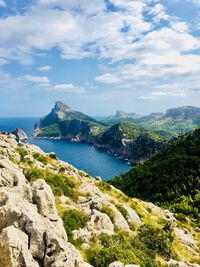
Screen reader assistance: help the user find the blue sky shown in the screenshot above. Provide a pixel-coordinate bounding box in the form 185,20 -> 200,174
0,0 -> 200,117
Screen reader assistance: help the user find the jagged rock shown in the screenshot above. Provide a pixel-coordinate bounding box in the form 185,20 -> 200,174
174,228 -> 199,254
122,205 -> 142,227
73,209 -> 114,243
12,128 -> 28,142
0,164 -> 27,187
0,225 -> 39,267
32,179 -> 58,219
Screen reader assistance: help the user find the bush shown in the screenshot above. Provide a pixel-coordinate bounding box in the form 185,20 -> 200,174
33,153 -> 49,165
24,167 -> 79,200
16,148 -> 28,162
62,209 -> 89,244
99,204 -> 115,223
87,232 -> 158,267
49,152 -> 57,159
138,224 -> 175,259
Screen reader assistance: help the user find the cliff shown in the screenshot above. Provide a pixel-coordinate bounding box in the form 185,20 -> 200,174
0,132 -> 199,266
34,102 -> 164,163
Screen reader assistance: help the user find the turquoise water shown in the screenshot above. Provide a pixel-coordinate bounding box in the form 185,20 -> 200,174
0,118 -> 131,180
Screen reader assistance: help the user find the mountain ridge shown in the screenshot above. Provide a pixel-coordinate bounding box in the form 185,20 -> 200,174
34,101 -> 164,164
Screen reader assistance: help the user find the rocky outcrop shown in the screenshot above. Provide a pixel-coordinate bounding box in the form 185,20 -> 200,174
0,132 -> 199,267
12,128 -> 28,142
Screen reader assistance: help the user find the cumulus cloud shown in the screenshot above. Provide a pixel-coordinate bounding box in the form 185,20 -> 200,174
0,1 -> 6,7
24,75 -> 50,83
53,83 -> 85,93
0,0 -> 200,101
38,65 -> 52,71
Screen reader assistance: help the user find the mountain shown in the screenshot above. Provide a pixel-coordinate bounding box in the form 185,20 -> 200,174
110,128 -> 200,227
34,103 -> 164,164
105,106 -> 200,139
106,110 -> 141,121
95,122 -> 164,163
0,132 -> 199,266
34,101 -> 105,142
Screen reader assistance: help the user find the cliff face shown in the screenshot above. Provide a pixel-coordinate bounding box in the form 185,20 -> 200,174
0,132 -> 199,267
34,102 -> 164,163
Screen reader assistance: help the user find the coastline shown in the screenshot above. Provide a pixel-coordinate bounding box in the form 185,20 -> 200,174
32,135 -> 134,165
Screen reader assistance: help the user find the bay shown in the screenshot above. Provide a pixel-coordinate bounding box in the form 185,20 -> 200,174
0,117 -> 131,180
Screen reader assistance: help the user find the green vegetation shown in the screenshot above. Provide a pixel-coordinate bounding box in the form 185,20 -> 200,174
24,167 -> 79,200
62,209 -> 89,245
97,122 -> 161,148
16,148 -> 28,161
49,152 -> 57,159
137,118 -> 198,139
110,128 -> 200,226
86,224 -> 175,267
37,123 -> 61,137
33,152 -> 49,165
99,204 -> 115,223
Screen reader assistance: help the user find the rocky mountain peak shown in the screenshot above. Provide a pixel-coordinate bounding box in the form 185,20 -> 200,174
54,101 -> 72,113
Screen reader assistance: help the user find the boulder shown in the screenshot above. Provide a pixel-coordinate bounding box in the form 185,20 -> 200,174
32,179 -> 58,219
12,128 -> 28,142
0,225 -> 39,267
122,205 -> 142,227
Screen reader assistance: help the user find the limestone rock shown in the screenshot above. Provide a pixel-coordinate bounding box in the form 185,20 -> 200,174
174,227 -> 199,254
0,225 -> 39,267
122,205 -> 142,227
32,179 -> 58,219
12,128 -> 28,142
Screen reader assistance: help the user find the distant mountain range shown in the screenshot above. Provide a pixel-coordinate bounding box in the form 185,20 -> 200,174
105,106 -> 200,138
34,101 -> 164,163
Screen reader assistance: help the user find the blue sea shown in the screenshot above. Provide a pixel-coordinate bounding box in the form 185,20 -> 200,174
0,118 -> 131,180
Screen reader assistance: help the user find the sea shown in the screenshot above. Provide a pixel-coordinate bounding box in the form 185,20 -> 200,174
0,118 -> 131,180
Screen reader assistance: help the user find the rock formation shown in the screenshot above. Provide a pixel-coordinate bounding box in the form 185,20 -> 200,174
0,132 -> 199,266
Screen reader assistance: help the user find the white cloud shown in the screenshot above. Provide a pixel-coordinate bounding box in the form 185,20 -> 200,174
140,89 -> 187,100
53,83 -> 85,93
0,0 -> 200,102
24,75 -> 50,83
0,1 -> 6,7
38,65 -> 52,71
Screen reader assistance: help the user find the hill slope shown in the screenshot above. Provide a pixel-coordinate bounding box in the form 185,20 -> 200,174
34,102 -> 164,163
110,128 -> 200,226
106,106 -> 200,138
34,101 -> 104,141
95,122 -> 164,163
0,132 -> 199,266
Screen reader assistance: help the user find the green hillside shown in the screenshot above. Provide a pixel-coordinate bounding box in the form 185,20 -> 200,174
110,128 -> 200,226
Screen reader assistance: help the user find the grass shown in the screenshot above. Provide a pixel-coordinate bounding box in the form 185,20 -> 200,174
99,203 -> 115,223
24,167 -> 80,201
62,208 -> 89,245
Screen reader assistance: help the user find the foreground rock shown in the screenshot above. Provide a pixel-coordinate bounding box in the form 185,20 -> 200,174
0,132 -> 199,267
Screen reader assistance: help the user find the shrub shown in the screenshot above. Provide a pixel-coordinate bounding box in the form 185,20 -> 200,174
99,204 -> 115,223
62,209 -> 89,244
49,152 -> 57,159
33,153 -> 49,165
87,232 -> 158,267
16,148 -> 28,162
24,167 -> 79,200
138,224 -> 175,259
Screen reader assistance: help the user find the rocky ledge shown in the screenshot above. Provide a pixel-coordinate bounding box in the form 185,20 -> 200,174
0,132 -> 199,267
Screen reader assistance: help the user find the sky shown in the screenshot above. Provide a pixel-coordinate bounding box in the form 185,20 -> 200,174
0,0 -> 200,117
